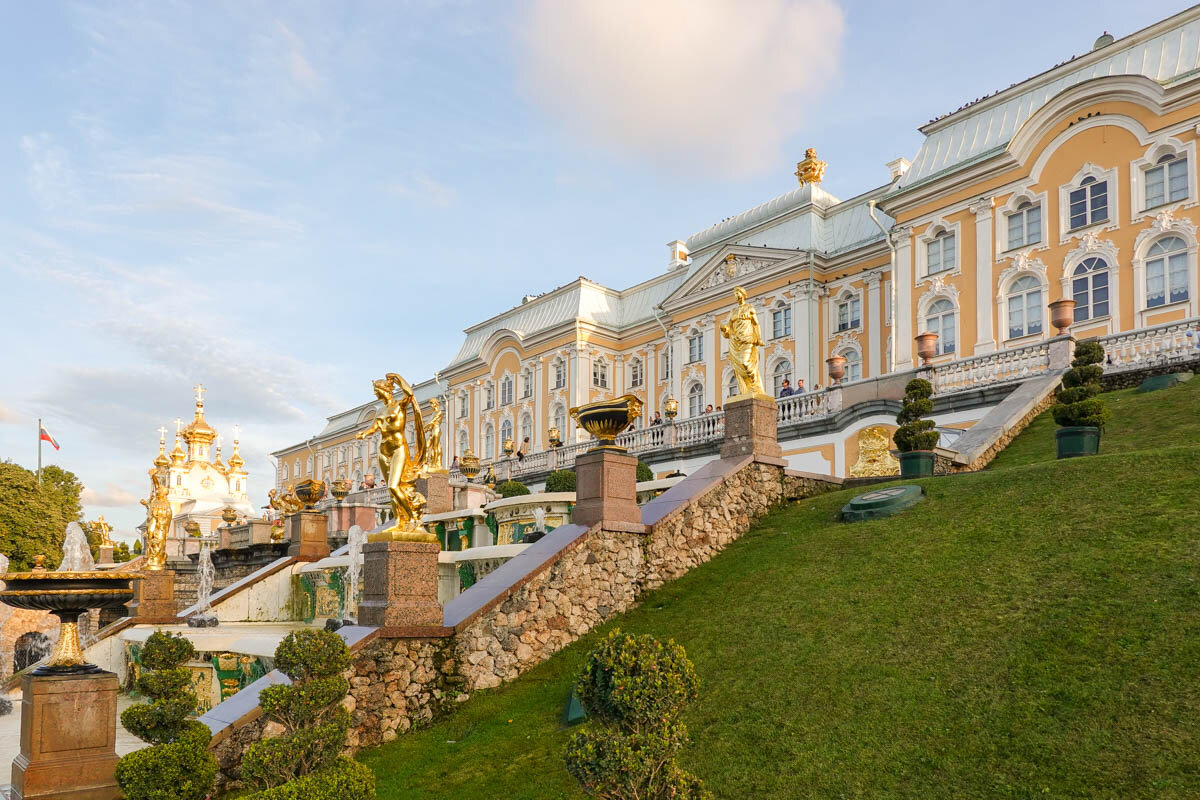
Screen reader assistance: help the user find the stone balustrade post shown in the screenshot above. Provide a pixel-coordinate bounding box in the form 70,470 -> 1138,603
572,448 -> 644,532
286,510 -> 330,562
1048,335 -> 1076,370
358,540 -> 443,630
720,396 -> 784,464
128,570 -> 177,620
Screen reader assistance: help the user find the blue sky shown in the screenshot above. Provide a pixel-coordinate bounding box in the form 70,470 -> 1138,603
0,0 -> 1187,538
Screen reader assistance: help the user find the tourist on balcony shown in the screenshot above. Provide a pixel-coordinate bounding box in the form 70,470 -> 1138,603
651,412 -> 663,426
779,379 -> 794,397
704,404 -> 714,414
451,456 -> 459,471
795,379 -> 805,393
518,437 -> 530,462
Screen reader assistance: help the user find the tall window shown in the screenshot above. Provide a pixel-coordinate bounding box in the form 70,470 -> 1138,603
727,373 -> 739,400
500,419 -> 513,449
1069,177 -> 1108,230
281,463 -> 289,480
552,404 -> 566,435
925,299 -> 956,355
1072,257 -> 1110,321
457,392 -> 468,418
772,306 -> 792,339
484,383 -> 494,409
772,360 -> 792,396
836,296 -> 862,331
1006,276 -> 1044,339
629,358 -> 643,388
500,376 -> 513,406
521,370 -> 532,398
1146,236 -> 1189,307
927,231 -> 956,274
840,350 -> 862,382
687,383 -> 704,417
687,333 -> 703,363
458,430 -> 468,456
294,460 -> 300,478
1006,201 -> 1041,249
484,425 -> 495,459
553,359 -> 566,389
662,346 -> 673,379
1145,154 -> 1189,209
592,359 -> 608,388
520,414 -> 532,444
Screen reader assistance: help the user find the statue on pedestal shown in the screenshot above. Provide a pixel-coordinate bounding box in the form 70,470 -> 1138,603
423,397 -> 447,474
140,472 -> 172,570
720,286 -> 768,398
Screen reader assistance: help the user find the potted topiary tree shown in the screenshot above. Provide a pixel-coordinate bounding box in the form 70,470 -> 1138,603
1052,339 -> 1110,458
894,378 -> 940,478
115,632 -> 217,800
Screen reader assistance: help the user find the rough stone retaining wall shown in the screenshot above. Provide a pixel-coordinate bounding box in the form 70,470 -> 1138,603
1100,358 -> 1199,391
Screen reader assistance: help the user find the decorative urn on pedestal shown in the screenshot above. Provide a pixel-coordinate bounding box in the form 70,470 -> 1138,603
221,506 -> 238,526
503,437 -> 515,457
331,478 -> 351,503
570,394 -> 645,450
292,478 -> 327,509
663,395 -> 679,421
459,450 -> 481,480
915,332 -> 940,366
183,520 -> 202,538
826,354 -> 847,384
548,427 -> 562,448
1049,298 -> 1076,336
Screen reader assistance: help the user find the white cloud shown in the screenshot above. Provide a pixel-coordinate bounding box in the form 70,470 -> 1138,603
0,405 -> 24,425
386,172 -> 458,208
20,133 -> 83,210
81,484 -> 139,508
516,0 -> 845,178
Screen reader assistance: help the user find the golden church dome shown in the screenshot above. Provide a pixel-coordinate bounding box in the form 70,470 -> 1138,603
170,436 -> 186,465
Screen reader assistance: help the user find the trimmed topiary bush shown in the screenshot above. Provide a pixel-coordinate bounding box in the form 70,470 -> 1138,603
116,632 -> 217,800
496,480 -> 530,498
1052,340 -> 1111,428
894,378 -> 939,452
242,629 -> 373,800
546,469 -> 577,493
565,630 -> 710,800
636,462 -> 654,483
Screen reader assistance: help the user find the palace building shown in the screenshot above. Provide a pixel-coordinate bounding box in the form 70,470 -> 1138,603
276,8 -> 1200,487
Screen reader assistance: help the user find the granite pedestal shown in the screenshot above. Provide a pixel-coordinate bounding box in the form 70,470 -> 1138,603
286,511 -> 330,562
96,545 -> 114,565
416,472 -> 452,515
11,671 -> 121,800
127,569 -> 176,619
358,541 -> 442,629
573,448 -> 644,531
720,395 -> 783,462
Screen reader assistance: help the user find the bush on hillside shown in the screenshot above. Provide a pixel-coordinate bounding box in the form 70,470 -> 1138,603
116,632 -> 217,800
496,480 -> 530,498
636,462 -> 654,483
1052,340 -> 1111,429
566,630 -> 710,800
546,470 -> 577,493
241,629 -> 372,799
894,378 -> 940,453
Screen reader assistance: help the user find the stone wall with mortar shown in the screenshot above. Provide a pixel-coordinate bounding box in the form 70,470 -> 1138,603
1100,359 -> 1199,391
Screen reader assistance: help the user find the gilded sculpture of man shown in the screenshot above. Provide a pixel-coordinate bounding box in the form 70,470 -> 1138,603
90,515 -> 114,547
423,397 -> 446,474
140,472 -> 172,570
357,373 -> 436,542
720,286 -> 768,398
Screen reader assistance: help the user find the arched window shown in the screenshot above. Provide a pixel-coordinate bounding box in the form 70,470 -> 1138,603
1069,176 -> 1108,230
925,299 -> 956,355
926,230 -> 956,274
552,403 -> 567,435
772,360 -> 792,396
500,376 -> 513,406
1145,153 -> 1189,208
483,425 -> 495,459
281,463 -> 289,480
629,358 -> 644,388
839,349 -> 862,382
592,358 -> 609,388
687,383 -> 704,417
1006,200 -> 1041,250
500,419 -> 513,449
1006,275 -> 1043,339
305,456 -> 313,474
293,460 -> 301,479
457,430 -> 468,457
1146,236 -> 1189,307
520,413 -> 532,444
353,468 -> 362,483
1072,257 -> 1110,321
727,372 -> 739,400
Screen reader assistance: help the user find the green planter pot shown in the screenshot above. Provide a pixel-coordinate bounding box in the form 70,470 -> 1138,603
1056,426 -> 1100,459
898,450 -> 935,478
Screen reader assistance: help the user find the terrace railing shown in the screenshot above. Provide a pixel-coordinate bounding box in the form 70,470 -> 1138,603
1098,316 -> 1199,373
930,341 -> 1051,395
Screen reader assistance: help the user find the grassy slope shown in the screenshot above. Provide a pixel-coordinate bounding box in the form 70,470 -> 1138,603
361,380 -> 1200,799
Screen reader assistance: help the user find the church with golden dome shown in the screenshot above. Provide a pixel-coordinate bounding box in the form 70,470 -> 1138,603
147,385 -> 255,560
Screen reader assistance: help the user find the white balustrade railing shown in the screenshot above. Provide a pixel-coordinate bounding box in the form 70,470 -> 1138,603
930,341 -> 1050,395
1099,316 -> 1200,373
776,389 -> 838,424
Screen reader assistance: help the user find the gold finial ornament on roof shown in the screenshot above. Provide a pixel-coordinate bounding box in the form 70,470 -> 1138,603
357,373 -> 437,544
720,286 -> 768,399
140,472 -> 172,570
848,426 -> 901,478
794,147 -> 826,186
183,383 -> 216,445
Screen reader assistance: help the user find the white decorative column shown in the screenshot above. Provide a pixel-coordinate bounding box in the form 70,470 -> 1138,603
702,315 -> 717,407
793,287 -> 812,387
970,197 -> 997,354
473,381 -> 482,454
613,353 -> 625,397
894,225 -> 914,370
533,361 -> 544,450
670,328 -> 683,409
866,271 -> 883,378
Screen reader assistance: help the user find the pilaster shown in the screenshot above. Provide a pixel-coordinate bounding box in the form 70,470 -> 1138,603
970,197 -> 997,354
894,225 -> 914,370
866,272 -> 883,378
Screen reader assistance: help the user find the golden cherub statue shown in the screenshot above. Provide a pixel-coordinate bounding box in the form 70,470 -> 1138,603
140,472 -> 172,570
423,397 -> 447,474
357,373 -> 437,543
720,286 -> 768,398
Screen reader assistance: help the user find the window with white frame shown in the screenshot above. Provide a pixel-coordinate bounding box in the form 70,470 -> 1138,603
687,383 -> 704,417
457,392 -> 468,418
458,430 -> 468,456
1006,201 -> 1042,250
771,305 -> 792,339
926,230 -> 956,274
500,376 -> 513,406
1068,176 -> 1108,231
521,370 -> 532,398
592,358 -> 608,388
552,404 -> 566,434
839,350 -> 862,382
483,425 -> 495,459
281,463 -> 289,480
772,360 -> 792,396
629,358 -> 643,388
687,333 -> 703,363
500,419 -> 513,449
520,414 -> 532,444
1146,236 -> 1189,307
836,295 -> 861,331
1145,153 -> 1189,209
727,372 -> 738,400
552,359 -> 566,389
924,299 -> 956,355
294,459 -> 301,478
662,346 -> 673,379
1072,257 -> 1110,321
484,383 -> 494,409
1006,275 -> 1044,339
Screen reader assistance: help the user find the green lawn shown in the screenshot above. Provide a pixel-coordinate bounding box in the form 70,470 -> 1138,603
360,379 -> 1200,799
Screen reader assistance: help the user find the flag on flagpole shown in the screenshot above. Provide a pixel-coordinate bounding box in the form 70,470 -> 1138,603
39,424 -> 59,451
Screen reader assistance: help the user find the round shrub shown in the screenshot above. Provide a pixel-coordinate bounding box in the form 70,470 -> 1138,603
496,480 -> 530,498
546,469 -> 577,493
894,378 -> 939,453
636,462 -> 654,483
244,758 -> 376,800
1052,340 -> 1111,429
114,722 -> 218,800
274,628 -> 351,681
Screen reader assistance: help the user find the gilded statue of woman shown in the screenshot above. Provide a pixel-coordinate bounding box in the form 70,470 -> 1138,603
720,286 -> 767,397
357,374 -> 436,542
140,472 -> 172,570
423,397 -> 446,474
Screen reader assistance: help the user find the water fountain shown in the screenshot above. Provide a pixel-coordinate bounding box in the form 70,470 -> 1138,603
343,524 -> 366,623
188,546 -> 218,627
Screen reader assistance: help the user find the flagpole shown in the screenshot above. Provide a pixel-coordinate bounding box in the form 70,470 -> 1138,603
37,417 -> 43,486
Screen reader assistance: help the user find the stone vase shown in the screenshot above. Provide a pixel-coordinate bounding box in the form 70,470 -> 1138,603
1048,299 -> 1076,335
915,332 -> 940,365
826,355 -> 847,384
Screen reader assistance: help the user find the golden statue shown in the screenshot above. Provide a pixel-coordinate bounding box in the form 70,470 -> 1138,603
89,515 -> 115,547
720,286 -> 768,399
268,486 -> 304,515
795,147 -> 827,186
357,373 -> 437,543
423,397 -> 447,474
848,426 -> 901,478
140,472 -> 172,570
